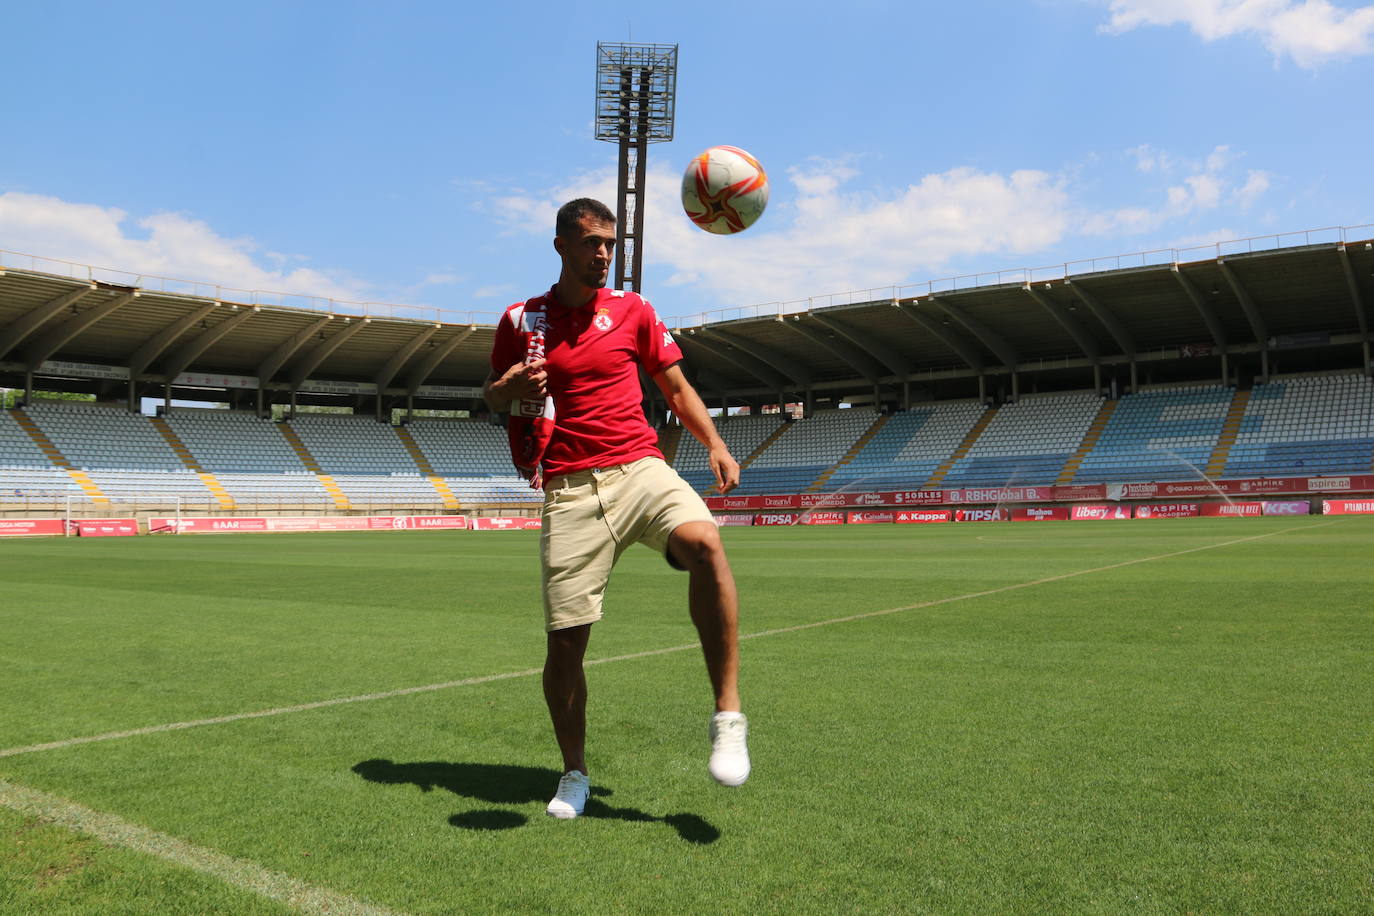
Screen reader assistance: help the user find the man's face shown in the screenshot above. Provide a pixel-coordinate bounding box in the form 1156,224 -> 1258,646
556,214 -> 615,291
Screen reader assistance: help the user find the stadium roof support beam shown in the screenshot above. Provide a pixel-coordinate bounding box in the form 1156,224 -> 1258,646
1065,280 -> 1138,392
697,326 -> 812,389
158,307 -> 258,385
778,318 -> 881,384
128,302 -> 220,379
404,326 -> 476,394
1023,282 -> 1102,391
1335,244 -> 1370,352
373,327 -> 438,419
287,318 -> 370,390
676,332 -> 791,395
23,290 -> 137,371
927,295 -> 1019,397
256,316 -> 334,387
0,283 -> 96,361
1172,263 -> 1231,382
807,313 -> 910,378
1216,259 -> 1270,381
891,300 -> 985,374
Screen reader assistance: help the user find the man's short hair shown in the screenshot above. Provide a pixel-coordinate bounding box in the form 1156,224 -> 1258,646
556,198 -> 616,238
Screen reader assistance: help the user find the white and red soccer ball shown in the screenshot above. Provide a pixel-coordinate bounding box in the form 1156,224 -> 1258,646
681,145 -> 769,234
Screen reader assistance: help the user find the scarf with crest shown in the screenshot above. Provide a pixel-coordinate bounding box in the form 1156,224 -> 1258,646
506,298 -> 556,488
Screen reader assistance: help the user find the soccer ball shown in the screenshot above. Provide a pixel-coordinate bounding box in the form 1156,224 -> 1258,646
681,145 -> 769,234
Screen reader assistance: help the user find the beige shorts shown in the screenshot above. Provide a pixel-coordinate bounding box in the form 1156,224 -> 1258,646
540,456 -> 714,632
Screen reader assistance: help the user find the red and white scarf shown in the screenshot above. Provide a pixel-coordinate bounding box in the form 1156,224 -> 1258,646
506,298 -> 556,489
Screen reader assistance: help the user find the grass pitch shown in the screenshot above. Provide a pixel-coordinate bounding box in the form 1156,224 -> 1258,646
1,518 -> 1371,914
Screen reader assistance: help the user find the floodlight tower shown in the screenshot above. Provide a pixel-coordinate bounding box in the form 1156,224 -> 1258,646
595,42 -> 677,293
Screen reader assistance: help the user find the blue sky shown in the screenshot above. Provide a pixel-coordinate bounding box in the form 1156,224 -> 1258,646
2,0 -> 1371,325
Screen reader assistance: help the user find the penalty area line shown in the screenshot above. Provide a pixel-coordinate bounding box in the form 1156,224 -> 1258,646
0,521 -> 1332,760
0,778 -> 406,916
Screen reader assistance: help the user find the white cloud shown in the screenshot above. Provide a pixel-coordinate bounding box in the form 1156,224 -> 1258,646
1100,0 -> 1374,67
1083,144 -> 1268,236
490,161 -> 1073,314
0,192 -> 367,302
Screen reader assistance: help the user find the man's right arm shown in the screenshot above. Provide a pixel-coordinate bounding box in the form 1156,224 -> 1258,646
483,358 -> 548,413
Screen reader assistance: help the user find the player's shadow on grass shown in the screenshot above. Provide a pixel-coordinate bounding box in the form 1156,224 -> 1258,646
351,759 -> 720,845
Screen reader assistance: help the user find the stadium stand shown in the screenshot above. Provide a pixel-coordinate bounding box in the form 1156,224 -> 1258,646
24,403 -> 210,503
937,392 -> 1103,487
405,418 -> 539,505
0,409 -> 80,501
820,401 -> 986,493
1072,385 -> 1233,483
284,414 -> 440,506
163,410 -> 329,505
674,412 -> 786,493
1223,374 -> 1374,477
729,408 -> 877,495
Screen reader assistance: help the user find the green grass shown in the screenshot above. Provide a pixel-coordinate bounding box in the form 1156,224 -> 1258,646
1,518 -> 1371,914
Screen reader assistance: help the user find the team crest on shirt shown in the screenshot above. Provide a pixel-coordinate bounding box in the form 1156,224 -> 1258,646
593,306 -> 613,331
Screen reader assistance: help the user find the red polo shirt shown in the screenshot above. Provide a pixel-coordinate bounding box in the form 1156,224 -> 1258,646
491,286 -> 683,479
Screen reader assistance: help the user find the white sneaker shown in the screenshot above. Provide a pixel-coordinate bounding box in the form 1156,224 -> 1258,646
708,711 -> 750,786
546,770 -> 589,819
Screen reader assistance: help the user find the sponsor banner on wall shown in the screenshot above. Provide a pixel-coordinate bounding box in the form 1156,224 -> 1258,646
415,384 -> 485,399
0,518 -> 66,537
1323,499 -> 1374,515
894,509 -> 953,523
799,493 -> 849,509
886,490 -> 948,506
299,378 -> 378,395
1199,502 -> 1263,517
1134,503 -> 1200,519
1052,485 -> 1109,501
1012,506 -> 1071,521
705,495 -> 763,511
760,494 -> 802,509
712,514 -> 756,527
946,486 -> 1054,504
39,360 -> 129,381
1261,500 -> 1310,516
847,511 -> 895,525
73,518 -> 139,537
801,511 -> 846,526
753,513 -> 799,527
148,515 -> 471,534
1071,505 -> 1132,520
174,371 -> 258,390
469,517 -> 541,530
954,507 -> 1009,522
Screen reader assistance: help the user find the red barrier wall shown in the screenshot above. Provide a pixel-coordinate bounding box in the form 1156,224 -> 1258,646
1323,499 -> 1374,515
73,518 -> 138,537
1199,502 -> 1263,517
0,518 -> 66,537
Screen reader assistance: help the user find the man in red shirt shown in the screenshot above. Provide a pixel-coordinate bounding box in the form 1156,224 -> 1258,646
484,198 -> 749,819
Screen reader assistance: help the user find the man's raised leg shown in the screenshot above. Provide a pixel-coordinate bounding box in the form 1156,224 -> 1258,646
669,521 -> 749,785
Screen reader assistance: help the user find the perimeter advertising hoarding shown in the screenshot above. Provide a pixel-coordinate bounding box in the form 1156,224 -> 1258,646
1199,503 -> 1263,517
1012,506 -> 1071,521
894,509 -> 953,523
953,507 -> 1010,522
148,515 -> 471,534
752,513 -> 799,526
800,511 -> 846,526
1071,505 -> 1132,520
73,518 -> 138,537
1133,503 -> 1200,519
846,511 -> 895,524
1322,499 -> 1374,515
1261,501 -> 1310,515
712,514 -> 756,527
0,518 -> 66,537
469,517 -> 542,530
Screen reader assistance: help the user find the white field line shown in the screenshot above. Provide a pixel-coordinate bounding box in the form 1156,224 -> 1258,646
0,521 -> 1330,761
0,778 -> 405,916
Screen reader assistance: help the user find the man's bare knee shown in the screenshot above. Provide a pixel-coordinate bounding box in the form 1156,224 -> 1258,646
669,522 -> 728,574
